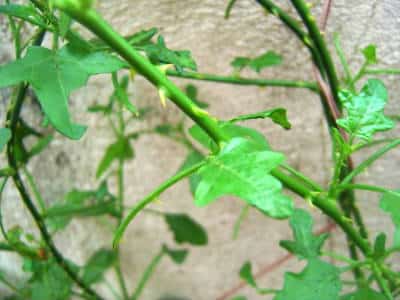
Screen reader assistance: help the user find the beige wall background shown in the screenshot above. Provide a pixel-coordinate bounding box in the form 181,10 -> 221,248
0,0 -> 400,299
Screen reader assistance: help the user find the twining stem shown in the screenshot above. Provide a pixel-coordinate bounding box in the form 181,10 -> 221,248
166,70 -> 319,91
113,161 -> 206,248
130,249 -> 164,300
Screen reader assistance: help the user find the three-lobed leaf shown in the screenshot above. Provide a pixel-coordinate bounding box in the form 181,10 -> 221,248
0,45 -> 125,139
231,50 -> 282,73
195,138 -> 293,219
337,79 -> 394,141
280,209 -> 329,259
164,213 -> 208,245
274,259 -> 341,300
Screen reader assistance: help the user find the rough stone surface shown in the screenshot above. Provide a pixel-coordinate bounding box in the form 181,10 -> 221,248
0,1 -> 399,299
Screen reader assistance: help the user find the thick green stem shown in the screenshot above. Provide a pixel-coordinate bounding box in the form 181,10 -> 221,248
166,70 -> 318,91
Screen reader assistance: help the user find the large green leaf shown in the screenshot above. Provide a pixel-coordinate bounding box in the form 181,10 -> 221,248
274,259 -> 341,300
195,138 -> 293,219
341,288 -> 387,300
337,79 -> 394,141
231,50 -> 282,73
164,213 -> 208,245
82,249 -> 116,284
0,128 -> 11,152
380,190 -> 400,246
280,209 -> 329,259
0,45 -> 125,139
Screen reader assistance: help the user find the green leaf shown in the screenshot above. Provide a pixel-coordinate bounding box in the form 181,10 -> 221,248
337,79 -> 395,141
189,122 -> 270,153
164,213 -> 208,245
0,128 -> 11,152
96,137 -> 134,178
341,288 -> 387,300
380,190 -> 400,246
127,28 -> 158,46
140,35 -> 197,72
280,209 -> 329,259
185,84 -> 208,108
58,12 -> 72,37
178,150 -> 205,195
362,44 -> 377,65
82,249 -> 116,285
373,233 -> 387,259
195,138 -> 293,219
112,75 -> 138,114
0,4 -> 46,27
162,245 -> 188,264
231,51 -> 282,73
229,108 -> 291,129
274,259 -> 341,300
0,45 -> 125,139
239,261 -> 275,294
28,135 -> 53,158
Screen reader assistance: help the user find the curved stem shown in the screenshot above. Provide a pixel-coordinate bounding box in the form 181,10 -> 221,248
113,161 -> 206,248
166,70 -> 318,91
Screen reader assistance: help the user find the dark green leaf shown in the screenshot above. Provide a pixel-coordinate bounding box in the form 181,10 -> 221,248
195,138 -> 293,219
139,35 -> 197,72
0,4 -> 46,27
28,135 -> 53,158
280,209 -> 328,259
162,245 -> 188,264
380,190 -> 400,246
178,150 -> 204,195
82,249 -> 116,284
373,233 -> 387,259
127,27 -> 158,46
164,213 -> 208,245
0,45 -> 125,139
341,288 -> 387,300
362,45 -> 377,65
231,51 -> 282,73
96,137 -> 134,178
0,128 -> 11,152
185,84 -> 208,108
229,108 -> 291,129
337,79 -> 394,141
274,259 -> 341,300
239,261 -> 274,294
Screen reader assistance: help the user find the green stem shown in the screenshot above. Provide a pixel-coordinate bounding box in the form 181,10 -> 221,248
333,33 -> 355,92
130,249 -> 164,300
280,163 -> 323,192
290,0 -> 340,105
166,70 -> 318,91
371,262 -> 394,300
337,184 -> 398,195
113,161 -> 206,248
365,68 -> 400,75
341,139 -> 400,185
22,166 -> 46,213
232,203 -> 250,239
54,3 -> 226,145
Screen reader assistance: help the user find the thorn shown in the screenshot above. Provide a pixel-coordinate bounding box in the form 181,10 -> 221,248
158,64 -> 174,74
158,87 -> 168,108
129,68 -> 136,80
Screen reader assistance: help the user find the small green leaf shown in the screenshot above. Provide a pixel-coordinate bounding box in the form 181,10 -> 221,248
239,261 -> 275,294
0,45 -> 125,139
96,137 -> 134,178
380,190 -> 400,246
178,150 -> 205,195
0,4 -> 46,27
185,84 -> 208,108
229,108 -> 291,129
139,35 -> 197,72
195,138 -> 293,219
164,213 -> 208,245
280,209 -> 329,259
0,128 -> 11,152
112,75 -> 138,114
231,51 -> 282,73
373,233 -> 387,259
362,44 -> 377,65
127,28 -> 158,46
28,135 -> 53,158
341,288 -> 387,300
82,249 -> 116,284
162,245 -> 188,264
337,79 -> 395,141
274,259 -> 341,300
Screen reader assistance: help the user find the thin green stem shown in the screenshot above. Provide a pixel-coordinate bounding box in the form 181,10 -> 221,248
113,161 -> 206,248
130,249 -> 164,300
54,3 -> 226,145
290,0 -> 340,105
280,163 -> 323,192
232,203 -> 250,239
341,139 -> 400,185
365,68 -> 400,75
337,184 -> 398,195
22,166 -> 46,213
166,70 -> 318,92
333,33 -> 355,92
371,262 -> 394,300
